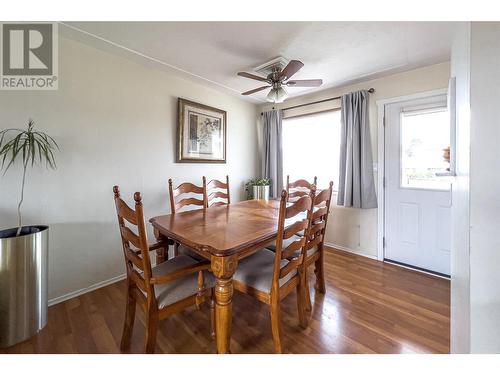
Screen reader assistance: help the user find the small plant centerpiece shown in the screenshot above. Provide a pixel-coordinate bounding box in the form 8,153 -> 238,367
0,120 -> 58,237
245,177 -> 271,200
0,120 -> 58,348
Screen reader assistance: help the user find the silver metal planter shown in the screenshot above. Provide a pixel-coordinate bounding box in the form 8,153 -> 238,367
0,225 -> 49,348
252,185 -> 270,200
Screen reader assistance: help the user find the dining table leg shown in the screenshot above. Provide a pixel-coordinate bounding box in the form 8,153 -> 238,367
153,228 -> 169,264
211,255 -> 238,354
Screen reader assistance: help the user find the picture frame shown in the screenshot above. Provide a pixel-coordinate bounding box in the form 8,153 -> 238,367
177,98 -> 227,163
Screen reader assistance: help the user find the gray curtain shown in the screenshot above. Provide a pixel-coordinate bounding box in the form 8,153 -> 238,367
262,110 -> 283,198
337,90 -> 377,208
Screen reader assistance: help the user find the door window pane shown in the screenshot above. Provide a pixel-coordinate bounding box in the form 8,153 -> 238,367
400,108 -> 450,190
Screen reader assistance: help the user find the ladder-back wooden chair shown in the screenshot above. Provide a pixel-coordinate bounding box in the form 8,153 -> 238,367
266,175 -> 318,250
113,186 -> 215,353
232,189 -> 315,353
268,182 -> 333,313
303,181 -> 334,305
168,178 -> 206,214
286,175 -> 317,202
168,178 -> 207,259
205,175 -> 230,207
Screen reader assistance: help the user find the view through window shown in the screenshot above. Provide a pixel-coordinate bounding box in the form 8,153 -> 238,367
282,110 -> 341,191
400,107 -> 451,190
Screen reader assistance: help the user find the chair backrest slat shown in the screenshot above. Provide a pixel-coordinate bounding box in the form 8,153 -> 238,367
312,206 -> 328,221
207,179 -> 227,190
283,219 -> 309,239
279,258 -> 302,279
176,197 -> 205,210
314,188 -> 331,205
305,235 -> 322,251
288,179 -> 314,189
288,190 -> 309,200
308,221 -> 326,240
129,268 -> 148,293
205,175 -> 230,207
282,236 -> 306,259
169,178 -> 206,213
285,197 -> 312,219
116,201 -> 138,225
125,249 -> 144,269
208,191 -> 229,201
173,182 -> 205,196
286,176 -> 317,202
120,226 -> 142,249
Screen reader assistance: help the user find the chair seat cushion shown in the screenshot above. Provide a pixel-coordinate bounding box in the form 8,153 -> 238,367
266,234 -> 318,258
233,249 -> 297,294
178,244 -> 206,262
151,255 -> 214,309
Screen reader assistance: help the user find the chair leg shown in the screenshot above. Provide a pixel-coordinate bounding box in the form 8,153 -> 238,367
297,271 -> 310,329
210,290 -> 216,340
144,310 -> 158,354
120,284 -> 136,352
314,251 -> 326,294
270,298 -> 282,354
173,242 -> 179,257
304,265 -> 312,313
304,263 -> 312,314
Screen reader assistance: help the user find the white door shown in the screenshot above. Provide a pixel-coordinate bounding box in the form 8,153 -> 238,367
384,94 -> 452,276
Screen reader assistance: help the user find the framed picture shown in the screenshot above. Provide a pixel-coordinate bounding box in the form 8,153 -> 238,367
177,98 -> 227,163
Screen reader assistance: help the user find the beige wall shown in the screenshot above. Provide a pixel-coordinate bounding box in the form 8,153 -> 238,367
259,62 -> 450,258
0,35 -> 259,303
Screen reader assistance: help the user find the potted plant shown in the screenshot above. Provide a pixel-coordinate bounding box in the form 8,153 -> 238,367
245,178 -> 271,200
0,120 -> 58,348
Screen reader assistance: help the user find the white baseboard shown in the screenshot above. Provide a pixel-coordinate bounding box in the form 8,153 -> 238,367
48,273 -> 126,306
47,245 -> 443,307
47,248 -> 377,307
324,242 -> 378,260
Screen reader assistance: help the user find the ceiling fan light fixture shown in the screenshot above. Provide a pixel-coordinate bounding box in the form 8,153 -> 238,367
238,59 -> 322,99
266,86 -> 288,103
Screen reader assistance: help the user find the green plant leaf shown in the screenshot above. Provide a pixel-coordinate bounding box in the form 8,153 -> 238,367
0,122 -> 58,173
3,134 -> 21,172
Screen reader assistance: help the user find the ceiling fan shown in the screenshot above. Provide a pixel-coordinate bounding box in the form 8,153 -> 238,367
237,60 -> 323,103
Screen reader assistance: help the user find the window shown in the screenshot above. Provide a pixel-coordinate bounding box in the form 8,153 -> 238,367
282,110 -> 341,190
400,107 -> 451,190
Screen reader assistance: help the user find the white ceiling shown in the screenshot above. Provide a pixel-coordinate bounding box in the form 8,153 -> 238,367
63,22 -> 457,103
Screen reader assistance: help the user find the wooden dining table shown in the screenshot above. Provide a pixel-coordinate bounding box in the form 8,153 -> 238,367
149,199 -> 285,354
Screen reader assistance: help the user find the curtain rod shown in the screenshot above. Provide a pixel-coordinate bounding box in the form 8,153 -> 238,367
260,88 -> 375,115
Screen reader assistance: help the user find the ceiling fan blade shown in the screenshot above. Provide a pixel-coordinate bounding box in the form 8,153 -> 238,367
287,79 -> 323,87
278,60 -> 304,80
241,86 -> 271,95
237,72 -> 268,82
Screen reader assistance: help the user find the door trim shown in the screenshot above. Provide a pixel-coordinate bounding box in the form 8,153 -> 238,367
375,88 -> 448,262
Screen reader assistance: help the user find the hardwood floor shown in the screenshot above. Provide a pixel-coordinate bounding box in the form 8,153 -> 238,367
1,248 -> 450,354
